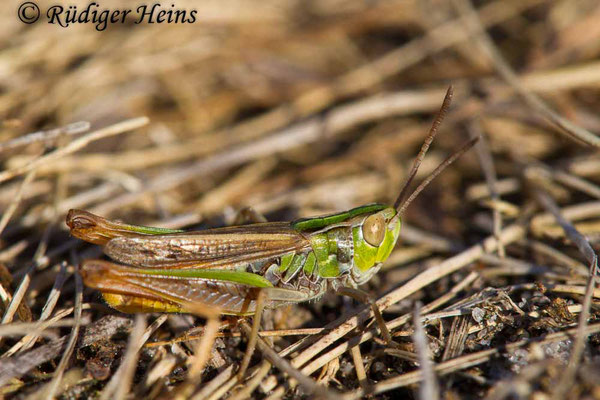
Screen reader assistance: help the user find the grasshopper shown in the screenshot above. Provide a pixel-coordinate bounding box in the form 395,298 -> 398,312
66,86 -> 477,377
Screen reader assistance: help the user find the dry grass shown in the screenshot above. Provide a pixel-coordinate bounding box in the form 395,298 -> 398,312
1,0 -> 600,398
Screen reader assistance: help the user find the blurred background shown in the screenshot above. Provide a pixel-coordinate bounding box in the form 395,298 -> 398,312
2,0 -> 600,398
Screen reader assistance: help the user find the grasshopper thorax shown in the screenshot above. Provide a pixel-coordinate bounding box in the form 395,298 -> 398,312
291,205 -> 401,287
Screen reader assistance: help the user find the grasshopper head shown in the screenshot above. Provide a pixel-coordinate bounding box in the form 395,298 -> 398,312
351,207 -> 401,284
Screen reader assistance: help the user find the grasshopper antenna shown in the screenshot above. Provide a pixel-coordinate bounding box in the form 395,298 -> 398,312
394,86 -> 480,214
393,86 -> 454,211
397,136 -> 479,215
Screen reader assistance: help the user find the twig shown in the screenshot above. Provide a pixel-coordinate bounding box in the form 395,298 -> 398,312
228,361 -> 272,400
413,302 -> 439,400
0,317 -> 84,338
99,314 -> 165,400
470,121 -> 505,257
0,121 -> 90,153
3,263 -> 68,357
350,345 -> 368,393
1,221 -> 55,324
100,316 -> 147,400
39,271 -> 83,400
0,170 -> 36,236
0,117 -> 149,184
521,238 -> 589,276
175,316 -> 221,399
145,327 -> 327,347
191,365 -> 235,400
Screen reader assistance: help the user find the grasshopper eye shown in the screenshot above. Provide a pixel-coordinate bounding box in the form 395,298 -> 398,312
362,214 -> 385,247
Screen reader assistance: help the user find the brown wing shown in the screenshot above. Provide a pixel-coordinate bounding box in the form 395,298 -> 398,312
103,222 -> 311,268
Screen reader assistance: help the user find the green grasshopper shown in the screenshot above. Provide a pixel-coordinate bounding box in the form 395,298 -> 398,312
66,87 -> 476,374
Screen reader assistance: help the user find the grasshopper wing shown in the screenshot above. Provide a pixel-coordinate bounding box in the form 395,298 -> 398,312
103,222 -> 311,269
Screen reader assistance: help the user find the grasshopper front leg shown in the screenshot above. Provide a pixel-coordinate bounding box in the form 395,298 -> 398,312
336,286 -> 398,348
